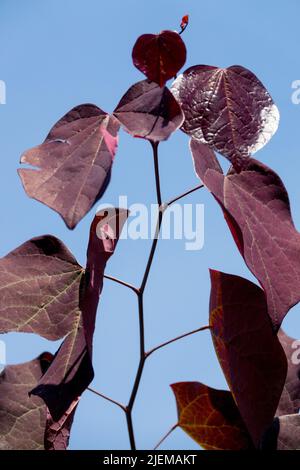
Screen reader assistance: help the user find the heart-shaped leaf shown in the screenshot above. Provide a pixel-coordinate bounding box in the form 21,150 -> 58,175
173,66 -> 279,169
209,270 -> 287,447
0,209 -> 128,420
18,104 -> 120,229
171,382 -> 253,450
132,31 -> 186,87
277,329 -> 300,416
190,139 -> 300,330
0,354 -> 50,450
113,80 -> 184,142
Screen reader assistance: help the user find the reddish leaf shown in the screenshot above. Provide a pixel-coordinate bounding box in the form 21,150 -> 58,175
113,80 -> 184,142
132,31 -> 186,87
190,139 -> 300,330
45,398 -> 79,450
18,104 -> 120,229
172,66 -> 279,170
277,329 -> 300,416
209,270 -> 287,447
171,382 -> 253,450
0,354 -> 50,450
31,208 -> 128,419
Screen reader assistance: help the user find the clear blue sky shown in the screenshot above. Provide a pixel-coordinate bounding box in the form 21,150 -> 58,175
0,0 -> 300,450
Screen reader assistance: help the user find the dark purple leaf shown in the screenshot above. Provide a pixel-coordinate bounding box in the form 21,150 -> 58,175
173,66 -> 279,170
191,139 -> 300,330
18,104 -> 120,229
0,235 -> 84,339
113,80 -> 184,142
44,398 -> 79,450
277,329 -> 300,416
0,354 -> 50,450
171,382 -> 253,450
0,209 -> 128,420
209,270 -> 287,447
132,31 -> 186,87
31,208 -> 128,419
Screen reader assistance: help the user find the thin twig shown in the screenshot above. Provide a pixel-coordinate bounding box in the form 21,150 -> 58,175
125,141 -> 164,450
140,141 -> 163,294
146,325 -> 210,358
154,424 -> 178,450
165,183 -> 204,208
104,274 -> 139,294
87,387 -> 126,412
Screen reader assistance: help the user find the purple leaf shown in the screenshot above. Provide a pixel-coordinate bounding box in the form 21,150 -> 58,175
209,270 -> 287,447
113,80 -> 184,142
31,208 -> 128,419
18,104 -> 120,229
190,139 -> 300,330
44,398 -> 79,450
277,329 -> 300,416
0,209 -> 128,420
0,354 -> 50,450
132,30 -> 186,87
172,66 -> 279,170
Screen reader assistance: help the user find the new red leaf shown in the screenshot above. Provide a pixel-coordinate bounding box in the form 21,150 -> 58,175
113,80 -> 184,142
171,382 -> 253,450
18,104 -> 120,229
132,31 -> 186,87
190,139 -> 300,330
0,354 -> 50,450
209,270 -> 287,447
173,66 -> 279,170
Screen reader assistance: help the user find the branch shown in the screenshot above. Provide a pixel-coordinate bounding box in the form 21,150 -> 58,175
87,387 -> 126,412
154,424 -> 178,450
165,183 -> 204,208
146,325 -> 211,358
104,274 -> 139,294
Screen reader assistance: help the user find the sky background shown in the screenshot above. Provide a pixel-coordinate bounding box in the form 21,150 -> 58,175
0,0 -> 300,450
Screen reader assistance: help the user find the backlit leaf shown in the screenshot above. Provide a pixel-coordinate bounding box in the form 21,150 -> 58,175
132,31 -> 186,87
173,66 -> 279,170
171,382 -> 253,450
31,208 -> 128,419
209,270 -> 287,447
19,104 -> 120,229
114,80 -> 184,142
190,139 -> 300,330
